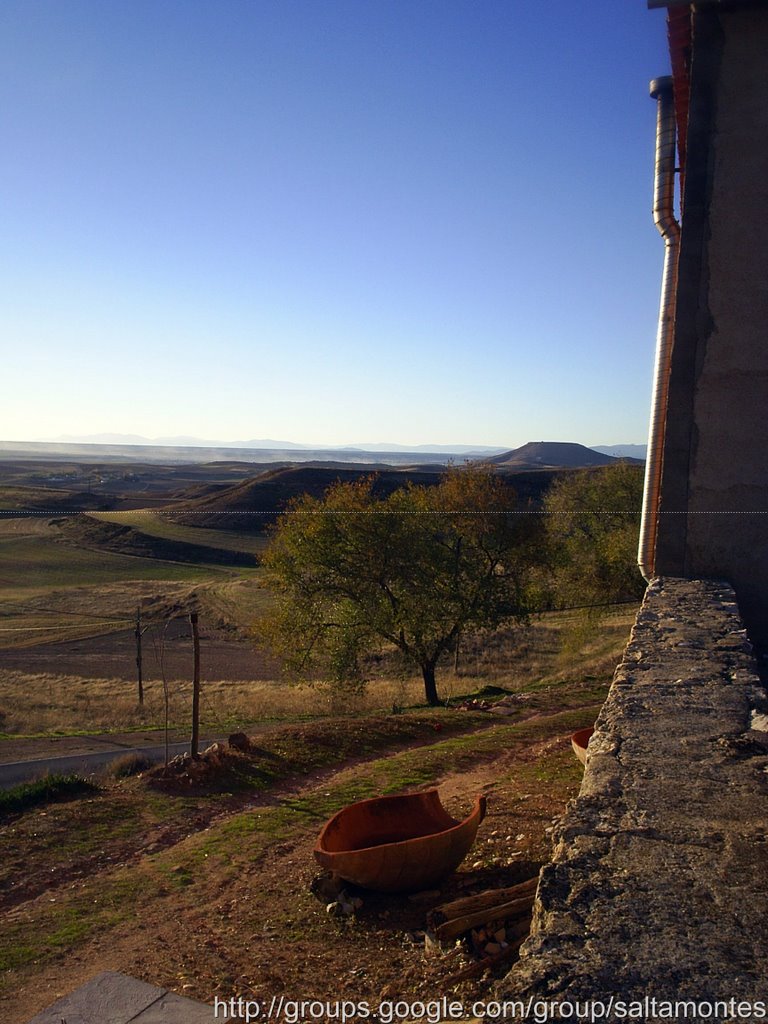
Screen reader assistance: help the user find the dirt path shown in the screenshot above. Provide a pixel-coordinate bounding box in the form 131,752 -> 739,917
0,722 -> 295,766
0,728 -> 197,765
0,718 -> 586,1024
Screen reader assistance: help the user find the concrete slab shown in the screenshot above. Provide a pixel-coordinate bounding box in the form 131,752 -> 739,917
129,992 -> 231,1023
26,970 -> 230,1024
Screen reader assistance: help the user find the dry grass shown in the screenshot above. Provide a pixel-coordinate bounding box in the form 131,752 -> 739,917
367,605 -> 639,694
0,573 -> 269,650
0,605 -> 638,737
0,581 -> 203,649
106,752 -> 157,777
0,670 -> 427,736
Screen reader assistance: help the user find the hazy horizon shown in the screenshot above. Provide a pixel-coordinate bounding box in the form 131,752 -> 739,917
2,433 -> 648,456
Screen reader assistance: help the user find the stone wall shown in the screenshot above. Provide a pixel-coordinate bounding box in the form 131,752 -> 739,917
496,577 -> 768,1014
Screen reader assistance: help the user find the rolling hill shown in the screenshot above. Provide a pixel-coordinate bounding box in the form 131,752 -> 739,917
163,462 -> 588,532
167,465 -> 445,531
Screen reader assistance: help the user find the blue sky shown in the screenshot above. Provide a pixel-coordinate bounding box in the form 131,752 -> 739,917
1,0 -> 671,449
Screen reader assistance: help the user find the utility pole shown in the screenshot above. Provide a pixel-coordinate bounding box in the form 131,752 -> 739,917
190,611 -> 200,759
135,607 -> 144,706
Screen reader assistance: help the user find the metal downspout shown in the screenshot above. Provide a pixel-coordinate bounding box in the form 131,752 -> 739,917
638,76 -> 681,582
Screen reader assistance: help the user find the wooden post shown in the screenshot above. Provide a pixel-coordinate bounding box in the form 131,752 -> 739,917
190,611 -> 200,759
135,607 -> 144,706
160,618 -> 171,765
453,538 -> 462,676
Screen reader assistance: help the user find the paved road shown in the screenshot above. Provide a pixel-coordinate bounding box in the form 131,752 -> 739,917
0,738 -> 221,790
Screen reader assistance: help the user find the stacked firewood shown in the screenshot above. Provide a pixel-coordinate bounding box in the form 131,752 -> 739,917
426,875 -> 538,984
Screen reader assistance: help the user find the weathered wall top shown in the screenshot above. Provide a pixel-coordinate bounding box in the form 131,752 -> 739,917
497,577 -> 768,1014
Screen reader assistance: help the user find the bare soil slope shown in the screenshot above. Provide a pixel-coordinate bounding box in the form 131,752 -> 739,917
0,710 -> 590,1024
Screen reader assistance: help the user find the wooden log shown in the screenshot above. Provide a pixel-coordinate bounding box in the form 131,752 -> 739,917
434,895 -> 534,943
444,935 -> 527,987
429,875 -> 538,925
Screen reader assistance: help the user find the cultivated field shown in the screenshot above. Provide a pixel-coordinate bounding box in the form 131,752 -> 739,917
0,604 -> 635,739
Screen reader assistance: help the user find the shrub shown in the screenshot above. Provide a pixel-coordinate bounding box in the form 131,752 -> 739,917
107,752 -> 156,778
0,773 -> 99,816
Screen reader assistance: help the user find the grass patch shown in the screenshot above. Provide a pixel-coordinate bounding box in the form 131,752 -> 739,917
190,706 -> 599,865
61,515 -> 261,570
91,511 -> 268,556
0,871 -> 146,974
0,532 -> 218,590
148,712 -> 492,796
515,744 -> 587,788
0,788 -> 201,902
0,773 -> 99,817
0,670 -> 434,736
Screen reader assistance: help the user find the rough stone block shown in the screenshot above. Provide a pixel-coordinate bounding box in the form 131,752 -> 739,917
495,578 -> 768,1012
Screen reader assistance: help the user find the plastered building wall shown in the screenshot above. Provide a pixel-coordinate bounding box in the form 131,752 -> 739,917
655,5 -> 768,649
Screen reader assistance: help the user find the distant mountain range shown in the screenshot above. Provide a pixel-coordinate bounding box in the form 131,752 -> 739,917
49,433 -> 508,455
42,434 -> 647,459
1,437 -> 647,468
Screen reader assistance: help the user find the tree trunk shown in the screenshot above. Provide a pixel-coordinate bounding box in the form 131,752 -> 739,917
422,661 -> 440,706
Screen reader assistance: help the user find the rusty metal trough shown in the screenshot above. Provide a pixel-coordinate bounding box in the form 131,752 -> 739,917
314,788 -> 486,893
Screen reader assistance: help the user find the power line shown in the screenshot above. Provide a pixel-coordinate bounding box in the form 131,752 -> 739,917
0,621 -> 132,632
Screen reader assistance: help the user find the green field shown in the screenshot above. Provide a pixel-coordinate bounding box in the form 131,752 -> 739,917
89,511 -> 268,556
0,529 -> 221,591
0,516 -> 264,649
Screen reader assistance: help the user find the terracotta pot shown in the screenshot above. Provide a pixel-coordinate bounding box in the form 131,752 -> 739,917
571,726 -> 595,766
314,788 -> 486,893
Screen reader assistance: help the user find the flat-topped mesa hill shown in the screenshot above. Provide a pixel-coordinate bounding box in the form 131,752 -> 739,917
488,441 -> 643,470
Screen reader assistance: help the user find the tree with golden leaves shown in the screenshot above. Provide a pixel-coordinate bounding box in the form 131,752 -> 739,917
260,466 -> 541,706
